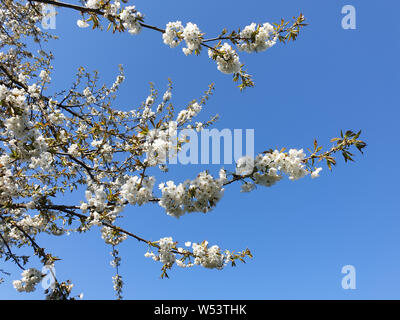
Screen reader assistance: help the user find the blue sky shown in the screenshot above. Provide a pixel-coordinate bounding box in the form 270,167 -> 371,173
1,0 -> 400,299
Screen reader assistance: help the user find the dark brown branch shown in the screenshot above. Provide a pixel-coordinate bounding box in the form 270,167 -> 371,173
0,231 -> 25,270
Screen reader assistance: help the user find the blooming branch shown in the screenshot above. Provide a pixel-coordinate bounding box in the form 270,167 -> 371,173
29,0 -> 306,90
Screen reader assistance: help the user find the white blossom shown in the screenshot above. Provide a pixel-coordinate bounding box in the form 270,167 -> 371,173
77,20 -> 89,28
209,43 -> 241,74
163,21 -> 184,48
159,170 -> 226,218
120,175 -> 155,205
311,167 -> 323,179
13,268 -> 43,293
101,226 -> 127,245
120,6 -> 143,35
238,22 -> 278,53
85,0 -> 101,9
182,22 -> 203,55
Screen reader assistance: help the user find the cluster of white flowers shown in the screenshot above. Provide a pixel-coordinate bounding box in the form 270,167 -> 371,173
162,21 -> 184,48
158,237 -> 176,265
136,95 -> 156,125
145,238 -> 174,265
104,0 -> 121,17
100,142 -> 113,162
0,167 -> 19,202
237,149 -> 322,192
112,274 -> 123,293
85,0 -> 101,9
158,169 -> 227,218
84,187 -> 108,212
120,6 -> 143,35
145,238 -> 230,270
235,155 -> 255,176
27,84 -> 40,99
141,121 -> 178,166
192,242 -> 226,269
4,114 -> 29,139
0,84 -> 8,100
238,22 -> 278,53
257,149 -> 309,180
110,249 -> 121,268
108,73 -> 125,94
162,90 -> 172,102
1,85 -> 51,173
29,151 -> 53,172
101,226 -> 127,245
39,70 -> 51,83
48,109 -> 66,125
75,4 -> 282,80
83,87 -> 96,104
181,22 -> 203,55
13,268 -> 43,293
120,175 -> 155,205
176,102 -> 202,124
67,143 -> 80,157
208,43 -> 241,74
16,213 -> 48,234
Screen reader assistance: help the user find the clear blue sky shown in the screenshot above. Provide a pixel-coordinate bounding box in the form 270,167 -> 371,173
2,0 -> 400,299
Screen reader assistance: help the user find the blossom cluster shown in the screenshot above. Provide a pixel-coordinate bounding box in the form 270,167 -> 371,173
80,1 -> 144,34
238,22 -> 278,53
84,188 -> 108,213
120,5 -> 143,35
120,175 -> 155,205
208,43 -> 241,74
12,268 -> 43,293
237,149 -> 323,192
158,169 -> 227,218
148,237 -> 176,266
145,237 -> 230,271
102,227 -> 127,246
181,22 -> 203,55
176,102 -> 202,124
141,121 -> 178,166
191,242 -> 226,269
162,21 -> 184,48
112,274 -> 123,294
1,83 -> 52,181
85,0 -> 102,9
73,0 -> 298,87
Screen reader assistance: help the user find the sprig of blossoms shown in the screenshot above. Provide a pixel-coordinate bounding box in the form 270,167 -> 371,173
162,21 -> 184,48
68,0 -> 307,89
101,226 -> 128,245
236,149 -> 324,192
208,43 -> 241,74
12,268 -> 43,293
238,22 -> 278,53
144,237 -> 252,278
158,169 -> 227,218
110,248 -> 123,299
120,175 -> 155,205
85,0 -> 102,9
181,22 -> 203,55
120,5 -> 143,35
